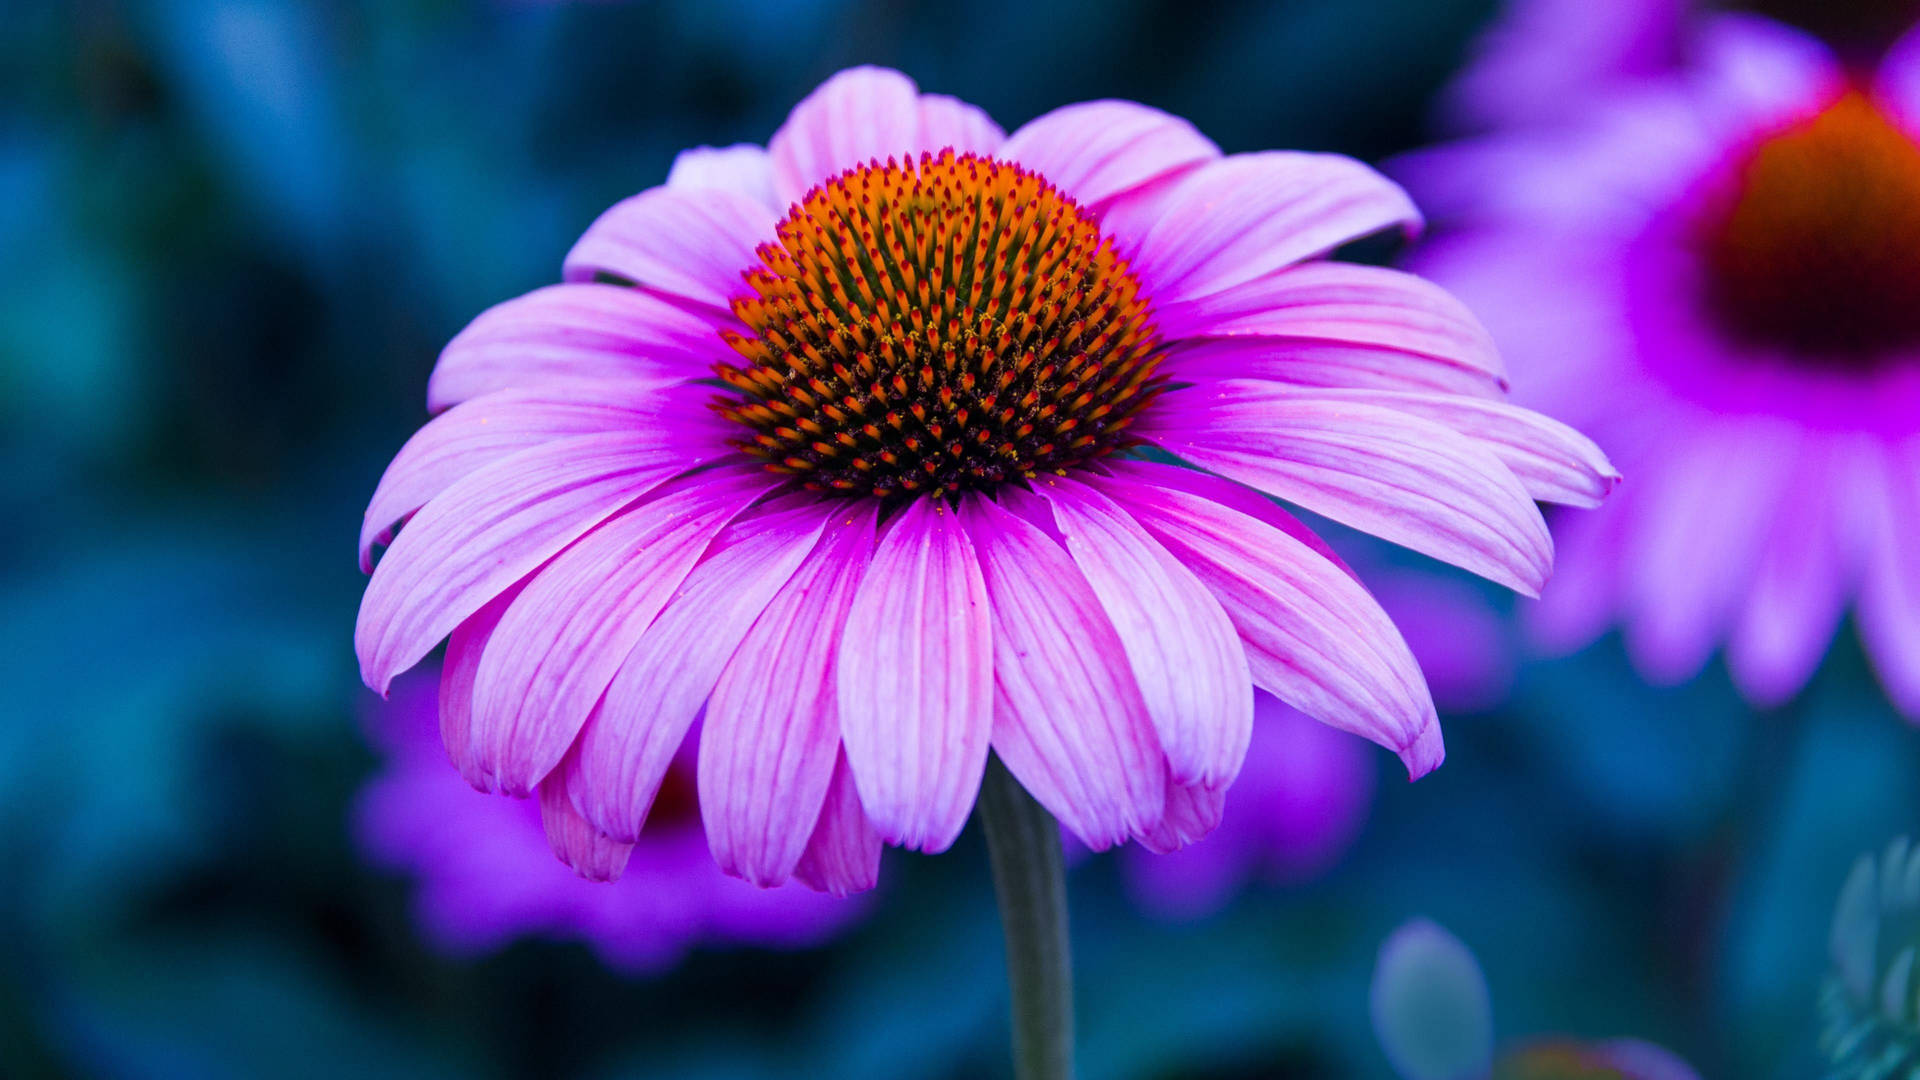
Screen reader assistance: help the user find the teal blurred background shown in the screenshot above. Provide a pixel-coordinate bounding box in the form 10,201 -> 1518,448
4,2 -> 1914,1077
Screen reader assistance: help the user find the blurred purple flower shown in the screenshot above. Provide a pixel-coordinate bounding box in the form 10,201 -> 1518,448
1121,574 -> 1512,919
1371,918 -> 1699,1080
1440,0 -> 1688,132
354,671 -> 867,972
1404,13 -> 1920,718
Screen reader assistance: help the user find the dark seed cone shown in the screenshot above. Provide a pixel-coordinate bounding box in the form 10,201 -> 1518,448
715,149 -> 1166,498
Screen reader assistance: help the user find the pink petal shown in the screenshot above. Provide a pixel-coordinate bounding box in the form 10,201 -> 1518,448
1164,339 -> 1505,400
1281,388 -> 1619,507
999,100 -> 1219,214
360,380 -> 726,571
1728,440 -> 1856,707
1034,475 -> 1253,788
1105,152 -> 1421,308
917,93 -> 1007,160
794,750 -> 883,896
562,186 -> 775,312
538,767 -> 633,883
1155,262 -> 1506,390
355,431 -> 704,695
1862,440 -> 1920,719
1143,381 -> 1552,596
1135,770 -> 1227,855
439,578 -> 528,786
426,283 -> 737,412
837,498 -> 993,853
1615,423 -> 1788,684
963,494 -> 1166,850
699,502 -> 880,886
767,67 -> 1004,205
1094,470 -> 1442,779
666,143 -> 778,210
568,498 -> 834,843
465,466 -> 780,796
1104,459 -> 1362,582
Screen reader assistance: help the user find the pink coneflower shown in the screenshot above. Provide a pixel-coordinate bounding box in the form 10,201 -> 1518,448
353,66 -> 1610,1076
354,671 -> 865,971
1404,16 -> 1920,718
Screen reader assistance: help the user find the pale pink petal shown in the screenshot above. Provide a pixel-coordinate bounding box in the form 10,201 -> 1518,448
1135,771 -> 1226,855
1034,475 -> 1252,788
998,100 -> 1219,214
916,94 -> 1007,160
538,767 -> 633,883
1164,339 -> 1505,400
1106,152 -> 1421,307
1094,470 -> 1442,779
1615,422 -> 1789,684
1103,459 -> 1361,582
700,502 -> 879,886
426,283 -> 738,412
963,494 -> 1166,850
439,578 -> 527,786
1694,14 -> 1844,133
1155,263 -> 1505,395
794,751 -> 883,896
355,431 -> 706,695
767,67 -> 1004,205
1862,440 -> 1920,719
1280,388 -> 1619,507
361,381 -> 727,571
837,498 -> 992,853
1528,497 -> 1631,657
1728,440 -> 1856,706
562,187 -> 776,311
465,466 -> 780,796
568,499 -> 834,843
1143,381 -> 1552,595
666,143 -> 778,210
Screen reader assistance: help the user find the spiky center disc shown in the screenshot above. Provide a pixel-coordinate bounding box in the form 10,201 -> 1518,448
715,150 -> 1166,498
1697,91 -> 1920,367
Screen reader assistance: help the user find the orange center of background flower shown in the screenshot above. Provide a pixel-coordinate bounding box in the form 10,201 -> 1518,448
716,150 -> 1165,498
1697,91 -> 1920,367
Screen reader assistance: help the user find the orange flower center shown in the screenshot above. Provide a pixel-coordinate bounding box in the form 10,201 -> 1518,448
1697,92 -> 1920,367
716,150 -> 1165,498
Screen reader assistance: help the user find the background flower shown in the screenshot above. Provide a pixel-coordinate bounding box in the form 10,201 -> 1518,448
1403,11 -> 1920,719
355,669 -> 866,971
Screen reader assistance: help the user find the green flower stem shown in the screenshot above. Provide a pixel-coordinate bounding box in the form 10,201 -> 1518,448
978,756 -> 1074,1080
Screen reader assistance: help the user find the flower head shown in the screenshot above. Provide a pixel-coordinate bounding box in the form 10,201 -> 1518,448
1405,16 -> 1920,717
355,67 -> 1613,891
354,672 -> 865,969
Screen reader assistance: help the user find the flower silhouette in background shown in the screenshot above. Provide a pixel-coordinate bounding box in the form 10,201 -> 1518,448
1122,576 -> 1513,920
354,64 -> 1614,896
1404,12 -> 1920,719
354,670 -> 866,971
1821,837 -> 1920,1076
1371,918 -> 1700,1080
